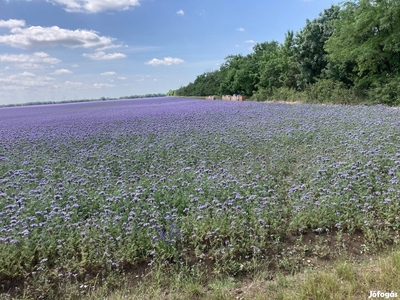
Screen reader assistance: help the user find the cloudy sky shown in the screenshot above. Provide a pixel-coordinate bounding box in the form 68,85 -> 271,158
0,0 -> 340,105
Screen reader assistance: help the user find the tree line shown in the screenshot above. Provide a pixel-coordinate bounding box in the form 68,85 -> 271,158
0,93 -> 166,108
168,0 -> 400,106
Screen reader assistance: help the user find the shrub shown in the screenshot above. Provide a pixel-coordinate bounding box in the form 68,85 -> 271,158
252,87 -> 304,102
252,88 -> 271,102
304,79 -> 365,105
270,87 -> 305,102
367,75 -> 400,106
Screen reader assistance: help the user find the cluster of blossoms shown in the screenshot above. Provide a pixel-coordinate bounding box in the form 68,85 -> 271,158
1,98 -> 400,278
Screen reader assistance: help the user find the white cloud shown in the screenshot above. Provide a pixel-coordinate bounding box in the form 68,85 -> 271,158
0,72 -> 55,90
0,52 -> 60,64
236,27 -> 245,32
0,53 -> 59,70
245,40 -> 255,43
72,64 -> 79,67
127,46 -> 160,53
0,25 -> 118,50
100,71 -> 116,76
65,80 -> 83,86
0,85 -> 22,91
50,0 -> 140,13
145,57 -> 184,66
96,43 -> 124,51
153,79 -> 157,81
51,69 -> 72,75
176,9 -> 184,16
20,71 -> 36,77
93,83 -> 115,88
16,63 -> 47,69
117,76 -> 126,80
0,19 -> 26,28
83,51 -> 126,60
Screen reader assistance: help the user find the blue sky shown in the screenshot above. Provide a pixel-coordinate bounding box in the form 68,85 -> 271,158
0,0 -> 340,105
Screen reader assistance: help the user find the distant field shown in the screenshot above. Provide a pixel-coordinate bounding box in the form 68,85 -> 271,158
1,97 -> 400,298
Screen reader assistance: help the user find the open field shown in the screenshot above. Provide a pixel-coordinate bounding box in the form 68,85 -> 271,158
1,97 -> 400,298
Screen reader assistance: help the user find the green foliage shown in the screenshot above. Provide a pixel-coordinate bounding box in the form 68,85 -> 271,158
217,53 -> 259,97
256,41 -> 283,94
367,74 -> 400,106
250,88 -> 270,102
294,5 -> 341,89
219,54 -> 245,95
271,87 -> 304,102
167,89 -> 176,96
171,1 -> 400,106
280,31 -> 299,89
252,87 -> 303,102
191,71 -> 222,96
325,0 -> 400,77
303,79 -> 365,105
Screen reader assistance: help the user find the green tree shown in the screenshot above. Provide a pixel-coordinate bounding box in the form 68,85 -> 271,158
280,30 -> 299,89
219,54 -> 250,95
256,41 -> 282,94
325,0 -> 400,84
294,5 -> 341,89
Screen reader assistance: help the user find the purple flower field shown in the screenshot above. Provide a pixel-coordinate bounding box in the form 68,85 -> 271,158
1,97 -> 400,295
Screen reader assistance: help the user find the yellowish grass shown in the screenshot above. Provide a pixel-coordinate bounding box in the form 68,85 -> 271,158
80,248 -> 400,300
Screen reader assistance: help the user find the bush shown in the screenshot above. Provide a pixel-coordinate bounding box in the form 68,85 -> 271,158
271,87 -> 305,102
251,80 -> 370,105
367,75 -> 400,106
252,87 -> 304,102
304,79 -> 365,105
252,88 -> 271,102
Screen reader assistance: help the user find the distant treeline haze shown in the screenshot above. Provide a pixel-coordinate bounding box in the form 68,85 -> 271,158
0,93 -> 166,108
169,0 -> 400,106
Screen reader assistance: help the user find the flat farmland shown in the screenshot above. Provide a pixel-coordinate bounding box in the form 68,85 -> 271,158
1,97 -> 400,298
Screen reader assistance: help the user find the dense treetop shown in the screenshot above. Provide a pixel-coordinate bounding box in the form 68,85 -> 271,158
169,0 -> 400,106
